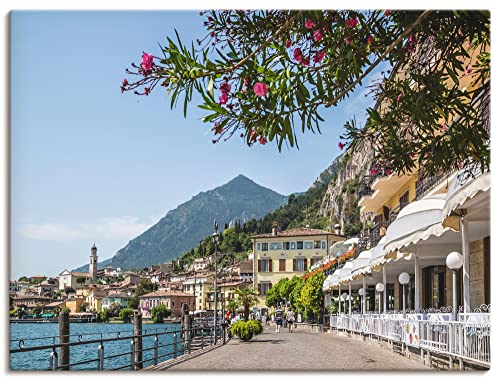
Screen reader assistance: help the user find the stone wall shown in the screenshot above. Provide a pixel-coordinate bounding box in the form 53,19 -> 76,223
469,237 -> 490,307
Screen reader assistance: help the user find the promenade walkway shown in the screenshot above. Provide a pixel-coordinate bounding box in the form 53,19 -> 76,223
147,327 -> 430,371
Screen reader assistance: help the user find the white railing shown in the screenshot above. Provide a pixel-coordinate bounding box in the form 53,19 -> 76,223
329,313 -> 490,367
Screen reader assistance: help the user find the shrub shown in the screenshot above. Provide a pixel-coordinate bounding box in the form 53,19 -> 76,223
119,308 -> 134,323
230,320 -> 263,341
151,304 -> 172,323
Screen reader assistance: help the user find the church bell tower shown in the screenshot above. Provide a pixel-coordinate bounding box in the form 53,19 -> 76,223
89,243 -> 98,282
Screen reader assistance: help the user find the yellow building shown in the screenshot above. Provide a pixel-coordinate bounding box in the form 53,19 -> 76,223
65,298 -> 85,314
252,226 -> 345,308
85,290 -> 106,313
204,279 -> 247,312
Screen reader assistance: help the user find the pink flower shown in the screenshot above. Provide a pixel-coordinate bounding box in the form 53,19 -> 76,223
466,67 -> 472,74
305,19 -> 316,29
440,122 -> 448,130
122,78 -> 128,86
367,35 -> 374,45
397,93 -> 403,102
243,78 -> 249,86
219,93 -> 229,104
141,53 -> 154,71
384,10 -> 390,16
220,82 -> 231,94
345,37 -> 351,45
409,152 -> 416,159
369,169 -> 378,176
301,57 -> 310,67
207,16 -> 214,22
249,129 -> 257,141
346,17 -> 358,28
213,123 -> 222,134
259,135 -> 267,145
313,30 -> 323,41
409,35 -> 417,44
286,39 -> 292,48
384,168 -> 393,176
293,48 -> 303,63
338,142 -> 345,150
253,82 -> 269,97
313,50 -> 326,63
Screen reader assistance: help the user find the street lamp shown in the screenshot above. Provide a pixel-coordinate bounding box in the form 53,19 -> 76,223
211,220 -> 220,344
376,283 -> 385,315
398,272 -> 410,319
446,251 -> 464,321
358,288 -> 364,314
341,292 -> 348,314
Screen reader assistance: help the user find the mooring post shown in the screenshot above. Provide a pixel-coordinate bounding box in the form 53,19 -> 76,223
133,311 -> 143,369
173,332 -> 178,358
97,343 -> 104,370
184,313 -> 192,354
58,311 -> 70,370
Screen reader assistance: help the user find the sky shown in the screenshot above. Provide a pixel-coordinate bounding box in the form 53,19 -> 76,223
10,10 -> 385,280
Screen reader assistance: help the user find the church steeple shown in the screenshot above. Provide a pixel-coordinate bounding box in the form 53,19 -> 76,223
89,243 -> 98,283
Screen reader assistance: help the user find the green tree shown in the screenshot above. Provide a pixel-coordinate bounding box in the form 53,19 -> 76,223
119,308 -> 134,323
299,272 -> 326,320
31,305 -> 43,317
136,279 -> 155,297
97,308 -> 110,323
122,10 -> 489,177
64,287 -> 75,296
60,307 -> 71,315
289,276 -> 306,314
79,302 -> 88,312
18,276 -> 28,282
265,278 -> 288,308
76,276 -> 87,286
227,299 -> 238,315
128,296 -> 140,310
234,286 -> 258,321
151,304 -> 172,323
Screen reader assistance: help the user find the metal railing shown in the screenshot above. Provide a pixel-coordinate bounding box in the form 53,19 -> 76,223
329,313 -> 490,367
10,323 -> 226,370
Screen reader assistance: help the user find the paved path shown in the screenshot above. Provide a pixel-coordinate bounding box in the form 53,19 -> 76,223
163,328 -> 430,371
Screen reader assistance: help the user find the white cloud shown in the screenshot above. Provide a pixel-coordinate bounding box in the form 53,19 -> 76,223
18,216 -> 156,242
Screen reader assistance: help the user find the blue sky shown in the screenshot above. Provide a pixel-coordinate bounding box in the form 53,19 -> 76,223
10,11 -> 382,279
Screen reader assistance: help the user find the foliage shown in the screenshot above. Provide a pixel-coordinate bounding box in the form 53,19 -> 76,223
230,319 -> 262,341
151,304 -> 172,323
327,304 -> 338,314
60,307 -> 71,315
122,10 -> 489,178
79,302 -> 88,312
298,272 -> 326,318
76,276 -> 87,285
107,302 -> 123,318
31,305 -> 43,316
18,276 -> 29,282
136,279 -> 156,297
64,287 -> 75,295
227,299 -> 239,314
97,308 -> 110,323
119,308 -> 134,323
265,278 -> 287,308
128,296 -> 140,310
234,286 -> 259,321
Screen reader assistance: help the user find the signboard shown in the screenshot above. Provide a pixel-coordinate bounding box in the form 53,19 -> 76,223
403,320 -> 420,347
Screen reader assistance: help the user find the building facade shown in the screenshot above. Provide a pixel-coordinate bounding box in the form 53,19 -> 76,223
139,290 -> 195,318
253,226 -> 345,308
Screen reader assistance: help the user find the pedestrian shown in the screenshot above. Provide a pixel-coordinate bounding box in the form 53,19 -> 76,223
275,307 -> 283,333
286,309 -> 295,333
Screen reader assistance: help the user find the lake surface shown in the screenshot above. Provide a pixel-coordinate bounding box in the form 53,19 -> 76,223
10,322 -> 182,371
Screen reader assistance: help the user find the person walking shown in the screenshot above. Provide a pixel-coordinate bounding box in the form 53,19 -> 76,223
286,309 -> 295,333
275,307 -> 283,333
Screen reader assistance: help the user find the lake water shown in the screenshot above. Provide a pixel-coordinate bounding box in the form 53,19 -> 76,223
10,322 -> 182,371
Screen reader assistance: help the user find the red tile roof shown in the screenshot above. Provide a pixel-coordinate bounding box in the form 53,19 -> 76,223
252,227 -> 334,238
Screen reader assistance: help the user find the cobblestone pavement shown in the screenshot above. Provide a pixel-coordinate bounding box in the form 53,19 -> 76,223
166,327 -> 431,371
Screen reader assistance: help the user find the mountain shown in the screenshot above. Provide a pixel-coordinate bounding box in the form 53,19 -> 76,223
99,175 -> 286,270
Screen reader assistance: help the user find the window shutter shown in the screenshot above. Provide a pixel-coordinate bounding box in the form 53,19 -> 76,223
269,259 -> 273,272
258,283 -> 262,295
293,259 -> 296,271
279,259 -> 286,272
304,259 -> 308,271
258,260 -> 261,272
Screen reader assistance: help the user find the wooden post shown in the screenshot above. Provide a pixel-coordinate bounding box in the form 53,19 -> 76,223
183,314 -> 192,353
58,312 -> 70,370
133,311 -> 142,369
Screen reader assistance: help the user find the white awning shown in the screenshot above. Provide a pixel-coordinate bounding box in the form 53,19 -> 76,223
384,194 -> 452,254
329,260 -> 354,287
347,250 -> 374,280
442,169 -> 490,230
322,274 -> 333,291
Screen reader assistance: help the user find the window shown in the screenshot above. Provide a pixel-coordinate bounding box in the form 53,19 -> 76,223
293,258 -> 307,272
261,243 -> 268,251
399,191 -> 410,209
423,266 -> 446,309
279,259 -> 286,272
310,257 -> 322,266
304,241 -> 313,249
290,242 -> 296,250
296,241 -> 303,249
256,242 -> 261,251
258,258 -> 272,272
321,240 -> 327,249
284,242 -> 290,250
269,242 -> 283,250
258,282 -> 272,296
314,241 -> 321,249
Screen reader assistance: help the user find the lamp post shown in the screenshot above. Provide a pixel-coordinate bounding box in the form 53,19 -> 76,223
341,292 -> 348,315
398,272 -> 410,319
446,251 -> 464,321
376,283 -> 385,315
211,220 -> 220,344
358,288 -> 364,314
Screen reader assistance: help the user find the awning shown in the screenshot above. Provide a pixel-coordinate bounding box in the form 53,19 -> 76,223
384,194 -> 451,255
348,250 -> 373,280
330,260 -> 354,287
41,313 -> 54,318
442,169 -> 490,230
322,274 -> 333,292
329,237 -> 358,257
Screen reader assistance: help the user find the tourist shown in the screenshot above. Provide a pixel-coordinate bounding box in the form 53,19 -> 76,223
286,309 -> 295,333
275,307 -> 283,333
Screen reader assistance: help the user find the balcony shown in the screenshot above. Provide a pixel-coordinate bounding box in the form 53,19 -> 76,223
357,205 -> 402,254
415,169 -> 451,200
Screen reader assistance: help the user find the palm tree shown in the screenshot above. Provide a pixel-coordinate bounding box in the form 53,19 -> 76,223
234,286 -> 258,321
